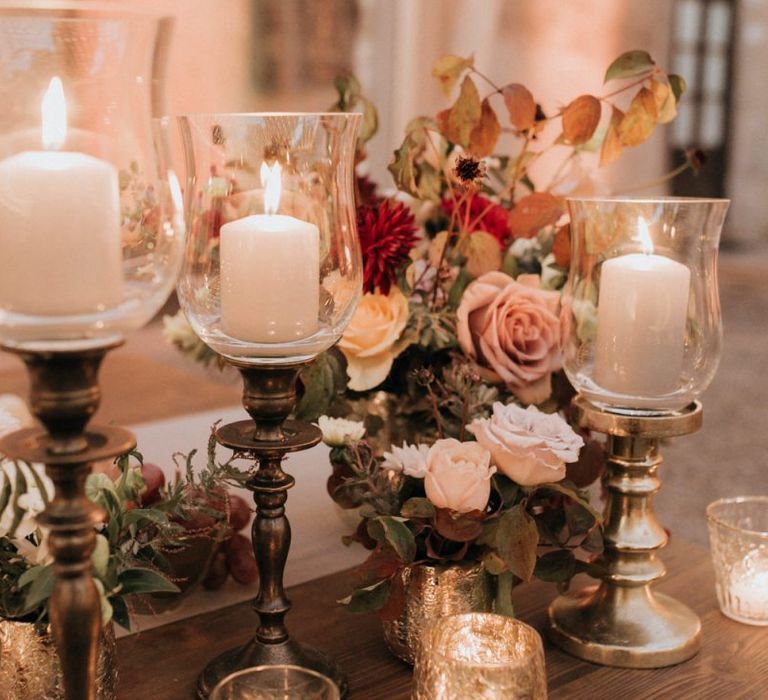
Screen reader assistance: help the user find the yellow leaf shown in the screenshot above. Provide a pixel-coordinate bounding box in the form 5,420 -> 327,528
618,86 -> 657,147
562,95 -> 602,145
501,83 -> 536,131
461,231 -> 503,277
507,192 -> 564,239
469,98 -> 501,157
432,54 -> 475,97
650,79 -> 677,124
600,107 -> 624,166
436,75 -> 482,149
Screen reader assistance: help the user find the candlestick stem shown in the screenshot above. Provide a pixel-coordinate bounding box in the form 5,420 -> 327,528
548,396 -> 703,668
196,362 -> 347,698
0,342 -> 135,700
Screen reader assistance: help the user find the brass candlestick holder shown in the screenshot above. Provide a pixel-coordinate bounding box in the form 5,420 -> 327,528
0,342 -> 135,700
547,395 -> 703,668
196,361 -> 347,699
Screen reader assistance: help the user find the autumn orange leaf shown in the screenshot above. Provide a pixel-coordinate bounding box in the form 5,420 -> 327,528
432,54 -> 475,97
562,94 -> 602,145
436,75 -> 482,148
618,86 -> 657,147
501,83 -> 536,131
650,79 -> 677,124
600,107 -> 624,165
552,223 -> 571,269
507,192 -> 564,239
469,98 -> 501,157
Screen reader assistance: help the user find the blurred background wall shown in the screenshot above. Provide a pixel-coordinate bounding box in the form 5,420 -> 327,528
129,0 -> 767,250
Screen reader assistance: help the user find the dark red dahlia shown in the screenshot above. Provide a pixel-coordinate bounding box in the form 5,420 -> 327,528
355,173 -> 380,208
441,193 -> 511,247
358,199 -> 418,294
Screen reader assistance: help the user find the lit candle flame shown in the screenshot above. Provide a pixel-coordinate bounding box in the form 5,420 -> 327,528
260,161 -> 282,216
41,77 -> 67,150
637,217 -> 654,255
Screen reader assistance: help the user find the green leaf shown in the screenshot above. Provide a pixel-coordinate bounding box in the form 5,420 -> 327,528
9,462 -> 28,537
92,534 -> 110,578
118,567 -> 179,595
338,578 -> 391,613
110,596 -> 131,630
366,517 -> 417,564
122,508 -> 169,529
496,504 -> 539,582
534,549 -> 577,582
26,463 -> 51,507
400,497 -> 436,520
535,482 -> 602,523
20,564 -> 54,612
85,472 -> 118,504
604,50 -> 655,83
668,74 -> 686,102
296,351 -> 347,421
0,466 -> 12,520
447,267 -> 471,308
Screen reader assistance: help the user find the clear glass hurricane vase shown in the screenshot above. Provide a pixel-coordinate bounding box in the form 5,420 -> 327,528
562,197 -> 728,415
0,3 -> 182,349
176,112 -> 362,365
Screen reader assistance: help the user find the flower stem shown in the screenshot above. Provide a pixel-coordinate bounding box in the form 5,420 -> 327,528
495,571 -> 515,617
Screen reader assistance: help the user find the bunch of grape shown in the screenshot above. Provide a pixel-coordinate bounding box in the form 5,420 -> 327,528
139,463 -> 258,590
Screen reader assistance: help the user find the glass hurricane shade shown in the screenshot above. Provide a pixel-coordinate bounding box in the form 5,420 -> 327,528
562,197 -> 728,415
0,3 -> 182,350
176,112 -> 362,365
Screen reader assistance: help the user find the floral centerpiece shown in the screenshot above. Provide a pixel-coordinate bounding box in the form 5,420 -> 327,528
164,50 -> 695,638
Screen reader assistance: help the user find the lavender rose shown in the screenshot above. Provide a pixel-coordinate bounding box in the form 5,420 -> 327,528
424,438 -> 495,513
468,402 -> 584,486
457,271 -> 562,404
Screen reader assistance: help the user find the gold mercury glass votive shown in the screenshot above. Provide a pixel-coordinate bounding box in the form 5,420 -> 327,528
707,496 -> 768,625
412,613 -> 547,700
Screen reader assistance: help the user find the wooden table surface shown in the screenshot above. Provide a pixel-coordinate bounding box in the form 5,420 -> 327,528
117,537 -> 767,700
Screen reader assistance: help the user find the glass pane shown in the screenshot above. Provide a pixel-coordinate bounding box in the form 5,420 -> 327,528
703,53 -> 727,96
707,1 -> 732,46
671,102 -> 695,147
700,100 -> 724,148
675,0 -> 703,44
673,51 -> 698,92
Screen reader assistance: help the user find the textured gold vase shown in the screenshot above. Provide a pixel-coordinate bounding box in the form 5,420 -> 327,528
0,620 -> 117,700
382,563 -> 494,664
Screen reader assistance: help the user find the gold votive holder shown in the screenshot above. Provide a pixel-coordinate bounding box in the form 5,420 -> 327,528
210,665 -> 340,700
707,496 -> 768,626
412,613 -> 547,700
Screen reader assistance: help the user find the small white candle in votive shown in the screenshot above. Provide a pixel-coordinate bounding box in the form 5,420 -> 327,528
219,162 -> 319,343
594,217 -> 690,396
727,551 -> 768,624
0,77 -> 122,316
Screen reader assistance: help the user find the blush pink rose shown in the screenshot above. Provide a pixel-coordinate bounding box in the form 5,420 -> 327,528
424,438 -> 495,513
468,402 -> 584,486
457,271 -> 562,404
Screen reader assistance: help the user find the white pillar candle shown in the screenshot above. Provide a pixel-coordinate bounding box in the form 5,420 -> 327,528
594,219 -> 691,396
0,77 -> 122,316
219,163 -> 319,343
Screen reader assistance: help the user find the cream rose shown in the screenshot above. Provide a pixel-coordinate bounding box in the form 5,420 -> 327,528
424,438 -> 495,513
468,402 -> 584,486
338,287 -> 409,391
457,271 -> 562,404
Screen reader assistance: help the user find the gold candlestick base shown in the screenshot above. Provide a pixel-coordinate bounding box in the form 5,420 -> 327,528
196,362 -> 347,699
548,396 -> 703,669
0,341 -> 135,700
